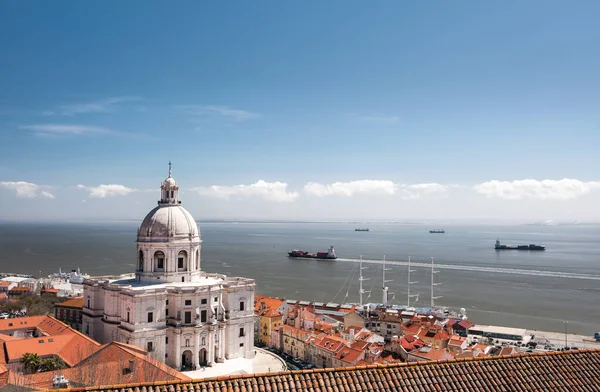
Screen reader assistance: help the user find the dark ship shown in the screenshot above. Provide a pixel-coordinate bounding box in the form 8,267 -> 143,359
495,239 -> 545,251
288,246 -> 337,260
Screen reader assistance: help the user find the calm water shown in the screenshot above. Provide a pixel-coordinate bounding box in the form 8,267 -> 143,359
1,221 -> 599,334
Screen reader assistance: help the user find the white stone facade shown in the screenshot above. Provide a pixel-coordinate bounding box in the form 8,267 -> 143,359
82,165 -> 255,370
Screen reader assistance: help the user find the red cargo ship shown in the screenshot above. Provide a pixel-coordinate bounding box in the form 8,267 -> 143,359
288,246 -> 337,260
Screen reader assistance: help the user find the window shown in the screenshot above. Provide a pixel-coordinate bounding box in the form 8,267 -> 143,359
185,311 -> 192,324
240,343 -> 244,347
201,337 -> 205,345
166,300 -> 169,305
185,339 -> 190,347
148,312 -> 153,323
239,301 -> 245,311
201,298 -> 207,304
214,296 -> 218,302
185,300 -> 192,306
165,337 -> 168,344
87,299 -> 90,308
239,327 -> 245,337
166,309 -> 169,317
178,257 -> 184,268
201,310 -> 207,323
154,251 -> 165,270
147,342 -> 153,352
127,312 -> 130,322
138,250 -> 144,270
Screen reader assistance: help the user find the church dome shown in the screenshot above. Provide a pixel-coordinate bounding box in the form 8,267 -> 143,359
137,205 -> 199,242
137,162 -> 200,242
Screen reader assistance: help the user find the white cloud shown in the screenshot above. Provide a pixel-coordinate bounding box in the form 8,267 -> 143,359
474,178 -> 600,200
193,180 -> 298,202
400,183 -> 451,200
304,180 -> 452,199
178,105 -> 259,121
40,191 -> 55,199
77,184 -> 137,198
304,180 -> 397,197
21,124 -> 111,137
360,115 -> 400,124
0,181 -> 54,199
55,96 -> 141,116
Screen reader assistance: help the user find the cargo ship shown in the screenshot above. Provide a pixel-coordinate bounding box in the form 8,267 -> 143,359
495,239 -> 545,251
355,228 -> 369,232
288,246 -> 337,260
430,229 -> 445,234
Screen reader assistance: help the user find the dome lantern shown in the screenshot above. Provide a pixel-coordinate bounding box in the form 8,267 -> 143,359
160,161 -> 180,205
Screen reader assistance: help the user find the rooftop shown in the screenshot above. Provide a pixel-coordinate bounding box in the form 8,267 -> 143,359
57,297 -> 84,308
469,324 -> 527,336
49,349 -> 600,392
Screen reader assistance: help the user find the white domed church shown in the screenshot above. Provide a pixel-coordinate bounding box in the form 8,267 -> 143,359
82,164 -> 255,370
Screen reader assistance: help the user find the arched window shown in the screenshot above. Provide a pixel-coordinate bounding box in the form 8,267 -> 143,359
196,249 -> 200,270
138,250 -> 144,271
178,250 -> 188,271
154,251 -> 165,271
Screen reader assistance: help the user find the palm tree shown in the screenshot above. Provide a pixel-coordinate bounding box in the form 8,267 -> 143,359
40,357 -> 66,372
20,352 -> 42,374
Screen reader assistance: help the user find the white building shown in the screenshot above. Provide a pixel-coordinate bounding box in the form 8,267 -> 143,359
82,164 -> 255,370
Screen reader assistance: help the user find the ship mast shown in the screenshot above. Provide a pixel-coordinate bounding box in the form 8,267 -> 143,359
358,255 -> 370,310
407,256 -> 418,307
430,257 -> 442,308
382,255 -> 392,307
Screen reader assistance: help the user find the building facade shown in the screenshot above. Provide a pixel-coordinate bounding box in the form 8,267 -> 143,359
82,165 -> 255,370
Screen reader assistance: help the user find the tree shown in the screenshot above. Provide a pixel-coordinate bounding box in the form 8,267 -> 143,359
20,352 -> 42,374
40,357 -> 66,372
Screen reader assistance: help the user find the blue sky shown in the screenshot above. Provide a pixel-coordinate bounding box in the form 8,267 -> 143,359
1,1 -> 599,221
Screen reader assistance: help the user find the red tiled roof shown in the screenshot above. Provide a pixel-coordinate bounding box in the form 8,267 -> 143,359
457,319 -> 474,329
0,282 -> 11,287
0,293 -> 7,300
57,297 -> 84,308
57,349 -> 600,392
334,346 -> 363,364
8,342 -> 190,390
0,315 -> 100,366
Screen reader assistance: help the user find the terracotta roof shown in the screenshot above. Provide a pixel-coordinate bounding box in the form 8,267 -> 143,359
41,288 -> 60,293
0,315 -> 100,366
53,349 -> 600,392
0,315 -> 47,332
0,282 -> 11,287
457,319 -> 474,329
333,346 -> 363,364
0,293 -> 7,300
57,297 -> 84,309
254,296 -> 284,312
9,342 -> 190,390
8,286 -> 31,292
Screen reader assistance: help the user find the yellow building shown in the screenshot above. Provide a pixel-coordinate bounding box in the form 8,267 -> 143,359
259,308 -> 283,346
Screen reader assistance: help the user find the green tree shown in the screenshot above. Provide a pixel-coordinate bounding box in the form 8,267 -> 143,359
20,352 -> 42,374
40,357 -> 66,372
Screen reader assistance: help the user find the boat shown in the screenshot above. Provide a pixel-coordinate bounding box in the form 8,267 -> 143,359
355,228 -> 369,232
49,268 -> 90,284
495,239 -> 545,251
288,246 -> 337,260
429,229 -> 445,234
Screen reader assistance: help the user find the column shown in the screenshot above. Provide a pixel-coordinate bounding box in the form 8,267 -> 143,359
207,328 -> 215,366
174,332 -> 182,370
194,330 -> 200,369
